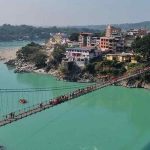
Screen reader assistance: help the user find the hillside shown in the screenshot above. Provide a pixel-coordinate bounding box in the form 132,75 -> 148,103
0,21 -> 150,41
75,21 -> 150,31
0,24 -> 100,41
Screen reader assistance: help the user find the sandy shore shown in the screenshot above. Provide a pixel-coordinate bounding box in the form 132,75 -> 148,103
0,49 -> 17,61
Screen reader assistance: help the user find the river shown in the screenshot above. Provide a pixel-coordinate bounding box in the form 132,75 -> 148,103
0,40 -> 44,51
0,42 -> 150,150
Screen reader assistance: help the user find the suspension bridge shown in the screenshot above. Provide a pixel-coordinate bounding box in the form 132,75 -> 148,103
0,67 -> 150,127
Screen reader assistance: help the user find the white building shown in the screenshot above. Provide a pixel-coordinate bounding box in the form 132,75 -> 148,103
65,47 -> 101,67
91,37 -> 101,47
67,41 -> 80,48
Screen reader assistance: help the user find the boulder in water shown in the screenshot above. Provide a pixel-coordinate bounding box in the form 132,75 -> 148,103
0,146 -> 6,150
5,59 -> 16,66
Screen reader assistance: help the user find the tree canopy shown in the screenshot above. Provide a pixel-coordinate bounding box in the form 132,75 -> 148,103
69,33 -> 79,41
132,35 -> 150,61
0,24 -> 100,41
52,44 -> 66,65
86,60 -> 126,76
16,42 -> 47,68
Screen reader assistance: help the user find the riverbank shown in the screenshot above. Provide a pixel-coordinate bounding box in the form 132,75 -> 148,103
6,60 -> 150,89
117,79 -> 150,90
1,48 -> 150,89
0,49 -> 17,61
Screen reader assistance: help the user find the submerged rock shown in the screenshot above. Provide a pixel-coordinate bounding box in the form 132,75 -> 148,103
0,146 -> 6,150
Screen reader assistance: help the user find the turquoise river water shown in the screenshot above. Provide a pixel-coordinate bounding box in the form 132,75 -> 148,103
0,42 -> 150,150
0,40 -> 44,51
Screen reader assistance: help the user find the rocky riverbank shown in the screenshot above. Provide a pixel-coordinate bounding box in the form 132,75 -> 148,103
4,56 -> 150,89
12,63 -> 150,89
5,58 -> 150,89
117,80 -> 150,89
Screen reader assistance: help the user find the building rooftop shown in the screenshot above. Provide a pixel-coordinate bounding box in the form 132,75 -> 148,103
100,36 -> 115,39
66,47 -> 96,52
80,32 -> 93,35
106,52 -> 134,56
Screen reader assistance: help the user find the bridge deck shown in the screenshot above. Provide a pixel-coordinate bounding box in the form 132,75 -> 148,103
0,67 -> 149,127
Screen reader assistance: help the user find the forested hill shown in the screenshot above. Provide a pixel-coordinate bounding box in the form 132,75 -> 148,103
0,24 -> 100,41
76,21 -> 150,31
0,21 -> 150,41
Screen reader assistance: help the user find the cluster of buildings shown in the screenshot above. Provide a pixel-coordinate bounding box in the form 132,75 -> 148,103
125,28 -> 148,48
100,25 -> 124,52
46,33 -> 69,50
46,25 -> 149,67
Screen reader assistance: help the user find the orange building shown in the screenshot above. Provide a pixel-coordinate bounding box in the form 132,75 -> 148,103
99,25 -> 124,52
99,37 -> 116,52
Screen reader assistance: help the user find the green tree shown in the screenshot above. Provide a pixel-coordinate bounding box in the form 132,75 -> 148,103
16,42 -> 42,62
69,33 -> 79,41
52,44 -> 66,65
86,63 -> 96,74
93,32 -> 105,37
16,42 -> 47,68
94,60 -> 126,76
132,35 -> 150,61
34,52 -> 47,68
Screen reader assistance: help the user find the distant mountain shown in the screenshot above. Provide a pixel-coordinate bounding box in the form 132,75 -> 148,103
0,21 -> 150,42
73,21 -> 150,31
0,24 -> 100,41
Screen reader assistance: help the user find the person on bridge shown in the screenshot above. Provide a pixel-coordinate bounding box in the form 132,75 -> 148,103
40,103 -> 43,109
9,112 -> 15,119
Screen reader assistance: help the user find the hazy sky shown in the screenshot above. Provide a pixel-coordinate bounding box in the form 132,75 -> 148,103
0,0 -> 149,26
